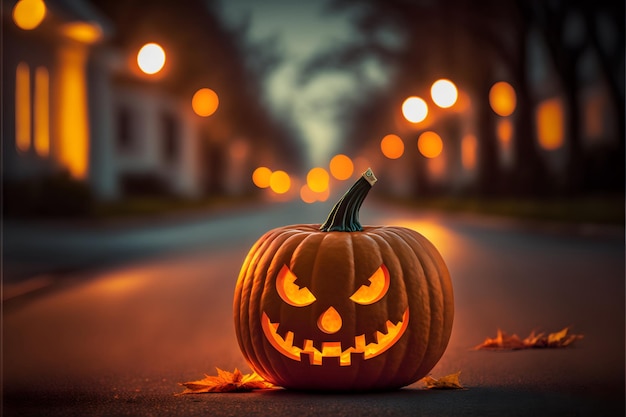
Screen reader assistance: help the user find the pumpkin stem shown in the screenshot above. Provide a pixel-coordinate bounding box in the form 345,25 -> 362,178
320,168 -> 377,232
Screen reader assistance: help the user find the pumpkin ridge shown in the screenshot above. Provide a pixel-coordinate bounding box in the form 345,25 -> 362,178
235,227 -> 286,372
250,229 -> 305,383
409,230 -> 454,368
385,227 -> 451,381
366,230 -> 421,386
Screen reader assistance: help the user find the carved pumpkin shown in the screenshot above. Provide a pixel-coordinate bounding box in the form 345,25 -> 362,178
233,169 -> 454,391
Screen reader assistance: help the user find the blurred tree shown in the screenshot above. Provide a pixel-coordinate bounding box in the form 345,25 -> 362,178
301,0 -> 623,197
525,0 -> 624,194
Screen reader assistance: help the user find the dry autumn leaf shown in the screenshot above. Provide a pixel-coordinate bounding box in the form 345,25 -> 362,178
177,368 -> 274,394
475,327 -> 583,350
421,371 -> 464,390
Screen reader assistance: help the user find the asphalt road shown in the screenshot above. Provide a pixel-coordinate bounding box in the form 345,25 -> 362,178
2,200 -> 624,416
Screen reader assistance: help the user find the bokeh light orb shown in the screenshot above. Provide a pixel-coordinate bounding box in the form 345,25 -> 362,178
380,134 -> 404,159
307,167 -> 329,193
489,81 -> 517,117
329,154 -> 354,180
418,131 -> 443,158
431,79 -> 458,108
300,185 -> 317,204
402,96 -> 428,123
12,0 -> 46,30
137,43 -> 166,75
269,170 -> 291,194
192,88 -> 219,117
252,166 -> 272,188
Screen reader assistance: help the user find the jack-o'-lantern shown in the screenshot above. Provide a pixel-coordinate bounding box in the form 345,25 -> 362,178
233,169 -> 454,391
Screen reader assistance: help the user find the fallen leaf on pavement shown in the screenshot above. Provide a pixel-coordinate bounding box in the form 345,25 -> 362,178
177,368 -> 274,394
421,371 -> 464,389
475,327 -> 583,350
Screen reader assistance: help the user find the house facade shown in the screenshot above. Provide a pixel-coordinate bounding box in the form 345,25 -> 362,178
3,0 -> 274,204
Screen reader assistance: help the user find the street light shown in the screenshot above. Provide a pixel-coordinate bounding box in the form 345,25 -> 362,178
380,134 -> 404,159
137,43 -> 166,75
402,96 -> 428,123
252,166 -> 272,189
12,0 -> 46,30
431,79 -> 458,108
329,154 -> 354,180
489,81 -> 516,116
417,131 -> 443,158
306,167 -> 329,193
192,88 -> 219,117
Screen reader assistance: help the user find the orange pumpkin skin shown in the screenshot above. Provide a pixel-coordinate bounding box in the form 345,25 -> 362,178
233,171 -> 453,391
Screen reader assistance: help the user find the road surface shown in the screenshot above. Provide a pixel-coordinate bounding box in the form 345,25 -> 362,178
3,200 -> 624,416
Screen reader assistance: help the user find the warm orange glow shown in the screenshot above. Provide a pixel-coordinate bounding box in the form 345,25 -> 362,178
496,118 -> 513,145
380,134 -> 404,159
318,307 -> 342,334
306,167 -> 329,193
137,43 -> 166,75
350,265 -> 389,305
269,170 -> 291,194
402,96 -> 428,123
489,81 -> 516,117
418,131 -> 443,158
461,134 -> 477,170
61,22 -> 102,43
192,88 -> 219,117
58,46 -> 89,179
261,309 -> 409,366
277,265 -> 316,307
34,67 -> 49,157
329,154 -> 354,180
315,187 -> 330,202
252,166 -> 272,188
428,153 -> 446,178
15,62 -> 31,153
431,79 -> 458,108
536,98 -> 564,150
300,184 -> 317,203
12,0 -> 46,30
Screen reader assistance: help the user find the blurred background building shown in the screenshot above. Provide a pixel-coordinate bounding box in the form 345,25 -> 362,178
2,0 -> 624,218
3,0 -> 303,216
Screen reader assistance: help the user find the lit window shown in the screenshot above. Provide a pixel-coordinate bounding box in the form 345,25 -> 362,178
536,98 -> 564,150
461,134 -> 477,170
16,62 -> 31,153
34,66 -> 49,157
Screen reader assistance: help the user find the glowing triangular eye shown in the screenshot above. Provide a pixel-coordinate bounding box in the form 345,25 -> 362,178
276,265 -> 316,307
350,264 -> 390,305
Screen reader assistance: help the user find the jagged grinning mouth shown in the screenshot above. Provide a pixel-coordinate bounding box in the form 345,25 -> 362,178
261,308 -> 409,366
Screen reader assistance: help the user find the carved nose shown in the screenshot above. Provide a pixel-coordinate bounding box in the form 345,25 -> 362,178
317,306 -> 342,334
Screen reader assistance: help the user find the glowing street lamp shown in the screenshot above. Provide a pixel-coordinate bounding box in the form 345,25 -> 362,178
329,154 -> 354,180
418,131 -> 443,158
402,96 -> 428,123
269,170 -> 291,194
489,81 -> 516,116
192,88 -> 219,117
307,167 -> 329,193
252,166 -> 272,188
12,0 -> 46,30
137,43 -> 166,75
431,79 -> 458,108
380,134 -> 404,159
